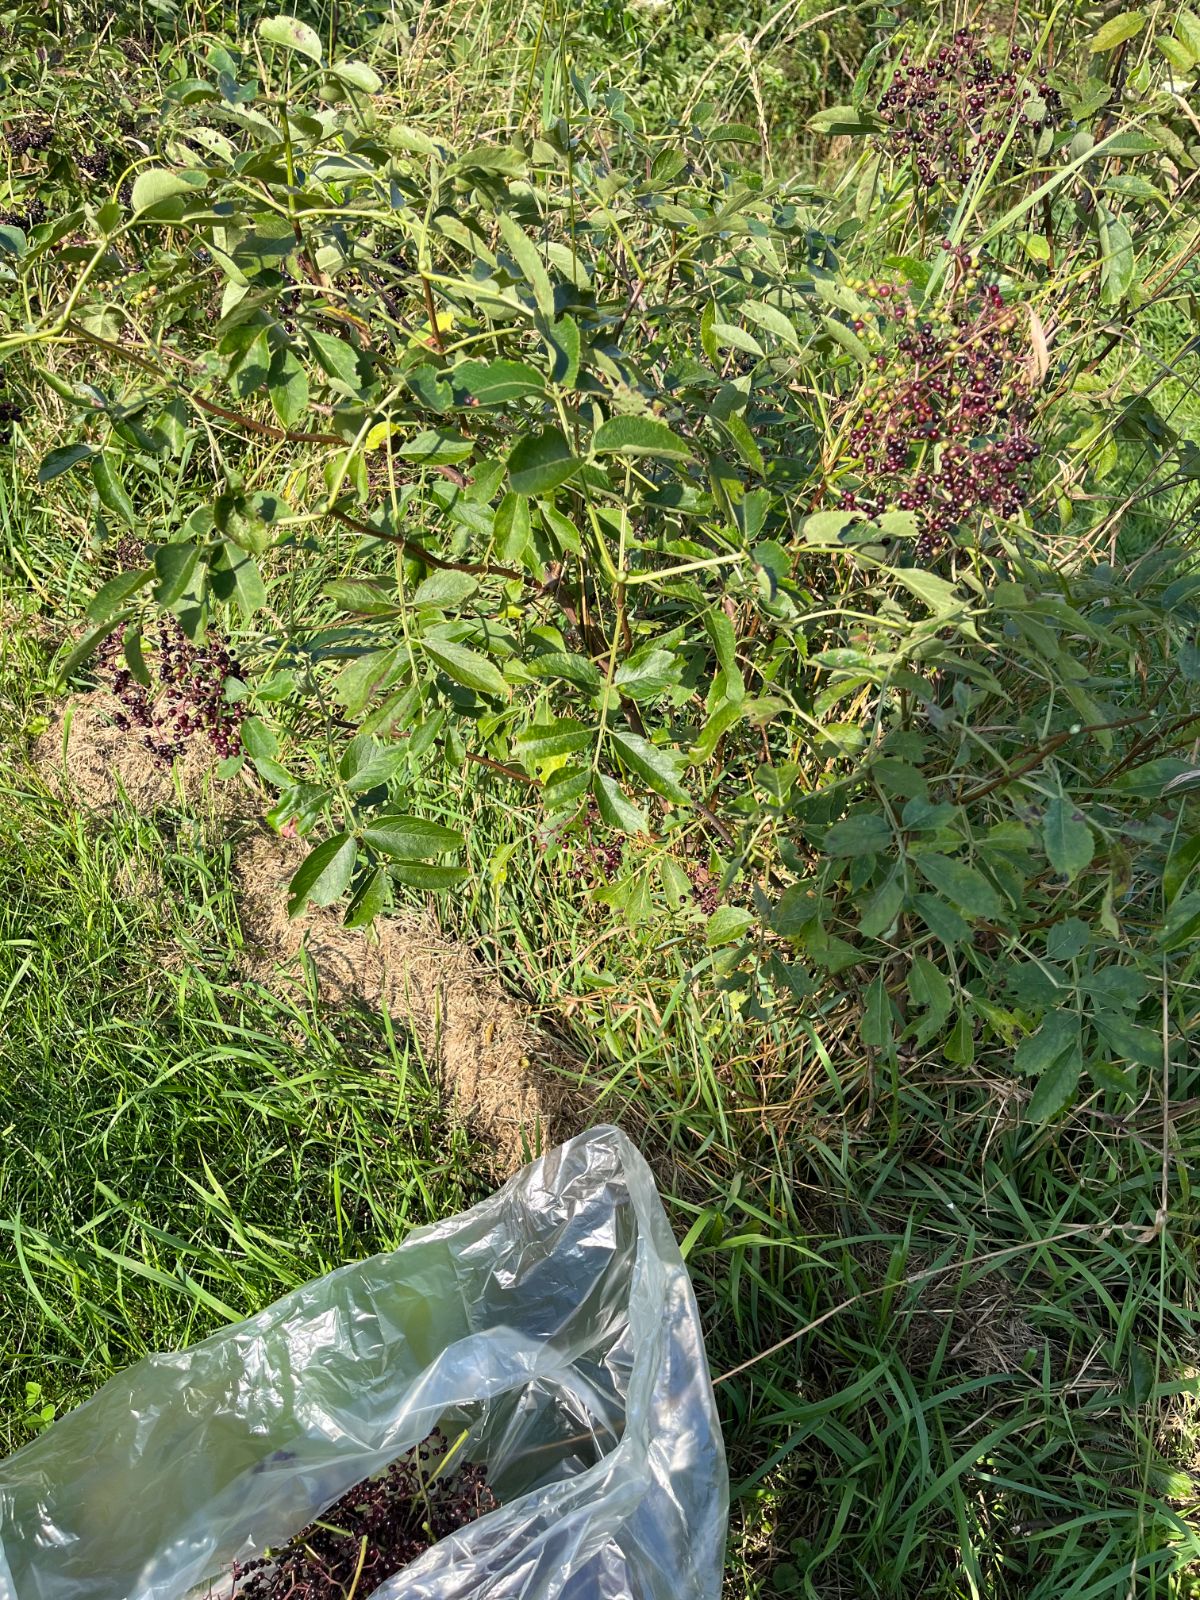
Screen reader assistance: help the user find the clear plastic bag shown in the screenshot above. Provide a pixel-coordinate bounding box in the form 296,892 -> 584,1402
0,1126 -> 727,1600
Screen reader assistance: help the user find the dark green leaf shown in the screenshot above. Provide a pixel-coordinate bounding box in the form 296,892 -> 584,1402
362,814 -> 464,859
154,541 -> 202,606
592,772 -> 649,833
38,443 -> 96,483
452,359 -> 545,405
592,416 -> 692,460
514,718 -> 593,762
609,729 -> 689,805
507,428 -> 581,496
1014,1011 -> 1080,1077
914,854 -> 1002,920
387,861 -> 469,891
287,833 -> 357,914
1043,798 -> 1094,881
422,638 -> 509,697
268,345 -> 309,427
1026,1039 -> 1082,1121
823,812 -> 892,857
344,866 -> 391,928
91,455 -> 136,526
87,567 -> 152,624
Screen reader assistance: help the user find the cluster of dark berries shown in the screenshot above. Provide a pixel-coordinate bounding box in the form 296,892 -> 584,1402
0,197 -> 47,232
832,252 -> 1039,560
96,614 -> 246,767
875,31 -> 1062,190
5,118 -> 54,158
78,148 -> 113,182
0,399 -> 22,443
688,863 -> 721,916
233,1430 -> 498,1600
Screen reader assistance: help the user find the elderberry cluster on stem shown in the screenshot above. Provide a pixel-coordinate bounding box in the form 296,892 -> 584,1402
832,252 -> 1040,561
875,30 -> 1061,191
96,612 -> 246,767
233,1429 -> 499,1600
4,118 -> 54,157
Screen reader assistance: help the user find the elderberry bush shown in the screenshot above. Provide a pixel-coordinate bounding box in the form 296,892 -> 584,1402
231,1430 -> 498,1600
874,30 -> 1062,191
833,251 -> 1040,560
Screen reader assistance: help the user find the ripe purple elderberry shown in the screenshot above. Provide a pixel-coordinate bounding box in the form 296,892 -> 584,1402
873,30 -> 1061,193
829,256 -> 1040,562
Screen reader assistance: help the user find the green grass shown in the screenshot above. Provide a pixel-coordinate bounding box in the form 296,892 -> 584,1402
2,3 -> 1200,1596
0,767 -> 485,1456
3,631 -> 1199,1593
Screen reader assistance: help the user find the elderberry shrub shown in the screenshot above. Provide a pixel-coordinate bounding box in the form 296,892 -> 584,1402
96,614 -> 246,767
832,251 -> 1039,561
874,30 -> 1062,192
232,1429 -> 498,1600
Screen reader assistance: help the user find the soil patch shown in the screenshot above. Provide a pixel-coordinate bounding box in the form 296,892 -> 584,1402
30,690 -> 251,818
234,833 -> 577,1175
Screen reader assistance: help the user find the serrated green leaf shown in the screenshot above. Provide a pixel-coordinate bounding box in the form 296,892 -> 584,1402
1098,206 -> 1135,307
38,443 -> 96,483
1090,11 -> 1145,51
361,814 -> 464,859
287,833 -> 356,914
526,650 -> 603,691
514,718 -> 593,762
268,344 -> 309,427
1014,1010 -> 1080,1077
706,906 -> 755,946
87,567 -> 152,624
422,637 -> 509,697
344,866 -> 391,927
823,812 -> 892,857
451,359 -> 545,405
507,428 -> 581,496
592,772 -> 649,833
593,415 -> 692,460
131,168 -> 201,214
609,729 -> 689,805
1092,1012 -> 1161,1069
539,313 -> 581,388
154,541 -> 201,606
914,854 -> 1002,921
1026,1038 -> 1082,1120
91,455 -> 136,526
333,646 -> 402,714
496,213 -> 554,317
858,868 -> 905,939
1043,798 -> 1095,881
387,861 -> 469,891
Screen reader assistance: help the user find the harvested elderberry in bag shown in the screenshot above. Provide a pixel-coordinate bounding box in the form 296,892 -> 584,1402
0,1127 -> 727,1600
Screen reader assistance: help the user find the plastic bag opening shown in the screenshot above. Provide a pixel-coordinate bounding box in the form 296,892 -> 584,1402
0,1125 -> 727,1600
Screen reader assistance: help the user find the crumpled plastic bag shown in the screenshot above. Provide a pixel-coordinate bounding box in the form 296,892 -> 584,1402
0,1125 -> 727,1600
